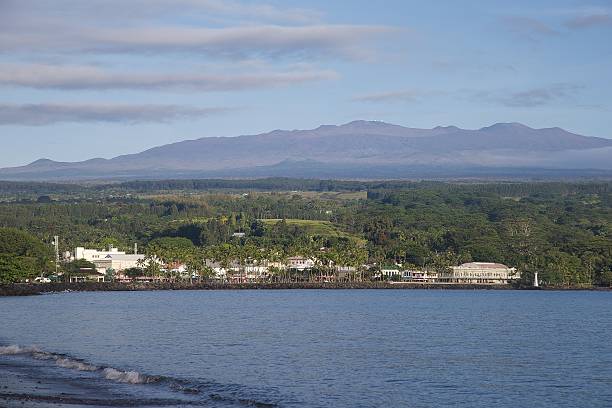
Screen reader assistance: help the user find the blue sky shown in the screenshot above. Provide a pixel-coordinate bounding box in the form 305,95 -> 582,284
0,0 -> 611,167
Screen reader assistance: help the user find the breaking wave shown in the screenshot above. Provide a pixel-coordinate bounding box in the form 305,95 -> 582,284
102,367 -> 158,384
56,357 -> 99,372
0,345 -> 40,355
0,344 -> 156,384
1,344 -> 280,406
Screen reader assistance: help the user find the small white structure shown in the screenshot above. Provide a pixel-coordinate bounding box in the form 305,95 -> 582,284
204,260 -> 238,281
403,270 -> 437,282
68,269 -> 106,283
534,272 -> 539,287
286,256 -> 315,271
161,262 -> 188,276
335,265 -> 356,273
440,262 -> 520,284
380,265 -> 402,279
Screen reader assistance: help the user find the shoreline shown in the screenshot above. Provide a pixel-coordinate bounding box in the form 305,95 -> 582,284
0,350 -> 202,408
1,281 -> 608,296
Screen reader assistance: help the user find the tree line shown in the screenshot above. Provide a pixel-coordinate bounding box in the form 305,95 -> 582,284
0,180 -> 610,286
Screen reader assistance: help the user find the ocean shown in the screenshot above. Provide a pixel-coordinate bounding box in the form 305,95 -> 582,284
1,289 -> 611,407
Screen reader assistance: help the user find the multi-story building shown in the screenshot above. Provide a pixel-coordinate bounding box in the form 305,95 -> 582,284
74,246 -> 146,274
438,262 -> 520,284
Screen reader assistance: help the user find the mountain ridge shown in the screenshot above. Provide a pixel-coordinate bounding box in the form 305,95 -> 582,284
2,121 -> 611,181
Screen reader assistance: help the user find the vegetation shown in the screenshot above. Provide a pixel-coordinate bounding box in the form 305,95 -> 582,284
0,228 -> 53,284
0,179 -> 610,286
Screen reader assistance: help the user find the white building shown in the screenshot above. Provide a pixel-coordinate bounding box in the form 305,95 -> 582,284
380,265 -> 402,279
74,246 -> 146,274
439,262 -> 520,284
403,270 -> 437,282
75,246 -> 125,261
286,256 -> 315,271
91,254 -> 146,274
68,269 -> 106,283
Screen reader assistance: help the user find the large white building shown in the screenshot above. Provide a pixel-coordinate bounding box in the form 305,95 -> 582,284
74,246 -> 146,274
439,262 -> 520,284
75,246 -> 125,261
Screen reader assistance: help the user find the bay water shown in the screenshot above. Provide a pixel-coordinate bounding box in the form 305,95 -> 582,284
1,290 -> 611,407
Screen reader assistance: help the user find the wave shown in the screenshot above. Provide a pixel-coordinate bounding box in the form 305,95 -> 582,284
0,344 -> 40,355
102,367 -> 159,384
0,344 -> 155,384
56,357 -> 99,372
1,344 -> 281,406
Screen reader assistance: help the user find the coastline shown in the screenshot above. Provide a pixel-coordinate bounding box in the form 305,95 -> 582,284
0,281 -> 607,297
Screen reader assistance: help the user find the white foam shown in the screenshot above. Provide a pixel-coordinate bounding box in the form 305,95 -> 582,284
0,345 -> 39,355
32,351 -> 54,360
102,367 -> 150,384
2,344 -> 155,386
56,357 -> 98,371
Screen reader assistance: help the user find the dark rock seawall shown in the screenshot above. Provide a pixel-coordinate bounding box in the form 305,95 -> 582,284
0,282 -> 525,296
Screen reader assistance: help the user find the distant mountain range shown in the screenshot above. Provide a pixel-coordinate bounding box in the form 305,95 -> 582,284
2,121 -> 612,181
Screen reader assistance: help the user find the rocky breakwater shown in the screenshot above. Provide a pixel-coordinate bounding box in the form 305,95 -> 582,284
0,281 -> 526,296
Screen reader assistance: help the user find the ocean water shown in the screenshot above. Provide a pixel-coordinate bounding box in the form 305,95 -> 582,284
1,290 -> 611,407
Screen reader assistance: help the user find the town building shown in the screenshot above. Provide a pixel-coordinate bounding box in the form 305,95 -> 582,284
286,256 -> 316,271
438,262 -> 520,284
68,268 -> 106,283
380,265 -> 402,279
74,246 -> 126,261
403,270 -> 437,282
73,246 -> 147,274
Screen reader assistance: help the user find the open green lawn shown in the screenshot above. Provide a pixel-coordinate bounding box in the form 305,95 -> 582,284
282,191 -> 367,200
259,218 -> 365,243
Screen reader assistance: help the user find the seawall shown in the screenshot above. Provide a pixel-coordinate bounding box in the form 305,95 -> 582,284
2,282 -> 607,297
0,281 -> 528,296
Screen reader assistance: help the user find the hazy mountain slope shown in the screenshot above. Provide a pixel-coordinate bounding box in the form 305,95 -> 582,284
1,121 -> 611,180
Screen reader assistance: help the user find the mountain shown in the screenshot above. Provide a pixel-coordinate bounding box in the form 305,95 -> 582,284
1,121 -> 611,180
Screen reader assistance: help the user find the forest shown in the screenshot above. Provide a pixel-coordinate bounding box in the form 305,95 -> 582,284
0,179 -> 610,286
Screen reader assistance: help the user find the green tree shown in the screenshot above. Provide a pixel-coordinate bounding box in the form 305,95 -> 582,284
0,228 -> 53,283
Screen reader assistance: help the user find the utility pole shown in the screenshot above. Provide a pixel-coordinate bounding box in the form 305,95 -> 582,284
53,235 -> 60,275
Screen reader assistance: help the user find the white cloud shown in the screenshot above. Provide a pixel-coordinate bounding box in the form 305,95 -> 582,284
473,84 -> 583,107
502,16 -> 559,38
565,13 -> 612,29
0,103 -> 231,125
352,90 -> 421,103
0,63 -> 338,91
0,24 -> 396,60
1,0 -> 323,24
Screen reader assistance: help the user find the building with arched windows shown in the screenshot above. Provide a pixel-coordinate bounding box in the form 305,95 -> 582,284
438,262 -> 520,284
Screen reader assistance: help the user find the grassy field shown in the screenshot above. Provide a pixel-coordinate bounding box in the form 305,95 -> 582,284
282,191 -> 367,200
141,190 -> 367,201
259,218 -> 365,243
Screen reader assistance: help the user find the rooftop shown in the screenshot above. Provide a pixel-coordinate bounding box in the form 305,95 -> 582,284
458,262 -> 509,269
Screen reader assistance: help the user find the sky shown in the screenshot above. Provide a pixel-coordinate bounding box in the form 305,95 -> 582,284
0,0 -> 611,167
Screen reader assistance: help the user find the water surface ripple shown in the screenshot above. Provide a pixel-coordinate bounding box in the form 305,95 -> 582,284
1,290 -> 611,407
